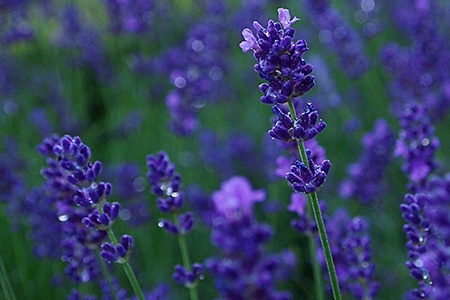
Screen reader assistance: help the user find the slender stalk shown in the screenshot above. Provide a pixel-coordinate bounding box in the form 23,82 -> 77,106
305,200 -> 325,300
96,250 -> 119,300
173,214 -> 200,300
0,252 -> 16,300
104,227 -> 145,300
287,99 -> 342,300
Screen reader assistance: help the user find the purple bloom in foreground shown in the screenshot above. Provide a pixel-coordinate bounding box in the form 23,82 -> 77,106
212,176 -> 265,220
206,176 -> 293,299
240,7 -> 315,104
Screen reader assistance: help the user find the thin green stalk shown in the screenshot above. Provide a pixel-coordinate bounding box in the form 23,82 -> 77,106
305,201 -> 325,300
287,98 -> 342,300
173,214 -> 199,300
96,250 -> 119,300
0,252 -> 16,300
104,226 -> 145,300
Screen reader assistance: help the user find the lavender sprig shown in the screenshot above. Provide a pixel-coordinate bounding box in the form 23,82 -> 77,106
146,151 -> 201,300
240,8 -> 342,300
38,134 -> 145,300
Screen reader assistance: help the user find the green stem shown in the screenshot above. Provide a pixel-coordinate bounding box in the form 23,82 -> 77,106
96,250 -> 119,300
305,201 -> 325,300
173,214 -> 199,300
104,226 -> 145,300
0,252 -> 16,300
287,99 -> 342,300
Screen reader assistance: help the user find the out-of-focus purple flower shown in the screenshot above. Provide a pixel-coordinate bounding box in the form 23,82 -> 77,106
56,4 -> 112,81
286,150 -> 331,194
240,7 -> 314,104
0,1 -> 34,45
394,102 -> 439,191
212,176 -> 265,220
303,0 -> 370,78
164,1 -> 230,135
339,118 -> 395,204
102,0 -> 154,34
104,163 -> 150,227
199,129 -> 264,180
382,0 -> 450,118
310,208 -> 379,299
206,176 -> 293,299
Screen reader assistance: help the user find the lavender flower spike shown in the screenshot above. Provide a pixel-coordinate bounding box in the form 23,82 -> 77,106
240,7 -> 315,104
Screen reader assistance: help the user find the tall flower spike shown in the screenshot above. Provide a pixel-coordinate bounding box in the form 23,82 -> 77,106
240,7 -> 315,104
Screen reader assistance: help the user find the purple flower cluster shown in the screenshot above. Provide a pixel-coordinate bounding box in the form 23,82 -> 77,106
102,0 -> 154,34
206,176 -> 293,300
394,102 -> 440,191
240,8 -> 314,105
269,102 -> 326,142
165,1 -> 230,135
339,118 -> 395,204
56,4 -> 111,81
0,1 -> 34,45
286,150 -> 331,194
401,174 -> 450,299
38,134 -> 134,282
303,0 -> 370,78
290,197 -> 378,299
382,0 -> 450,117
146,151 -> 202,287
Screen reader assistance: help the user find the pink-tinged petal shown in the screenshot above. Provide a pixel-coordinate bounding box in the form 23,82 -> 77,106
278,8 -> 300,29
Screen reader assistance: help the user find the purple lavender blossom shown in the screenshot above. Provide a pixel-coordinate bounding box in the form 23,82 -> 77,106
165,1 -> 230,135
173,263 -> 203,287
394,102 -> 440,191
0,1 -> 34,45
56,4 -> 112,81
339,118 -> 395,204
303,0 -> 370,78
291,200 -> 379,299
240,8 -> 314,104
101,235 -> 133,264
102,0 -> 154,34
206,176 -> 293,299
211,176 -> 265,220
286,150 -> 331,194
318,209 -> 379,299
381,1 -> 450,117
146,151 -> 183,213
104,163 -> 150,227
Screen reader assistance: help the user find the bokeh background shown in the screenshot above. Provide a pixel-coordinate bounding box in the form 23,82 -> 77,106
1,0 -> 450,299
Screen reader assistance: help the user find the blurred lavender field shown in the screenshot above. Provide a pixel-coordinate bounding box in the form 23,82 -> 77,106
1,0 -> 450,299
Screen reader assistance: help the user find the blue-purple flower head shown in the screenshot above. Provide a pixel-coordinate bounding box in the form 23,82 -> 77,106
240,8 -> 315,104
286,150 -> 331,194
269,103 -> 326,143
212,176 -> 265,220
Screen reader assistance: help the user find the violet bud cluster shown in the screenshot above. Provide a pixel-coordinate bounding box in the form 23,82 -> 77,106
173,263 -> 203,287
286,150 -> 331,194
240,8 -> 314,104
101,235 -> 134,264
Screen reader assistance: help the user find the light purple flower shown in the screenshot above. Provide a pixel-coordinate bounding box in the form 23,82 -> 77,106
288,193 -> 307,216
239,28 -> 259,52
212,176 -> 265,219
278,8 -> 300,29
